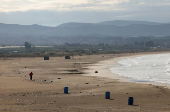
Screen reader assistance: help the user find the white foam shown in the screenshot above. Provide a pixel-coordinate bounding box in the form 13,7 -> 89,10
111,53 -> 170,84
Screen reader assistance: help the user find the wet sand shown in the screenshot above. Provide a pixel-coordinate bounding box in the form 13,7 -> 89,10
0,53 -> 170,112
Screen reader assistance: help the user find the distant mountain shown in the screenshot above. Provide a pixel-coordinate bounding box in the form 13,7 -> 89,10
57,22 -> 96,27
0,23 -> 53,35
0,20 -> 170,45
97,20 -> 163,26
54,23 -> 170,36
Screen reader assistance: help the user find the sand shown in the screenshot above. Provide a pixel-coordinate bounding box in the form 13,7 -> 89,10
0,53 -> 170,112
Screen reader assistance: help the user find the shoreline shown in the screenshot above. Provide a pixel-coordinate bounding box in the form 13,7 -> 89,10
84,51 -> 170,88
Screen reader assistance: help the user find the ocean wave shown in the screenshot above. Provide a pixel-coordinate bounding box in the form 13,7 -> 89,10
110,53 -> 170,84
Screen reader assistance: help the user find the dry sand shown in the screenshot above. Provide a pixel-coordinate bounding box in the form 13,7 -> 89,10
0,53 -> 170,112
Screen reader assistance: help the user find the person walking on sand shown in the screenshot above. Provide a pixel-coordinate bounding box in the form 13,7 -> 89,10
29,72 -> 33,80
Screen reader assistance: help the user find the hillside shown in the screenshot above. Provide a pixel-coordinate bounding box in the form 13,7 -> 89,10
0,20 -> 170,45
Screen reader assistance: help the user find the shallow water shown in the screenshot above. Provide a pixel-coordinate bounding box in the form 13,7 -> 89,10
110,53 -> 170,84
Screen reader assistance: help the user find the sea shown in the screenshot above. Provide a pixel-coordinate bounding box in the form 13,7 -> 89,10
110,53 -> 170,85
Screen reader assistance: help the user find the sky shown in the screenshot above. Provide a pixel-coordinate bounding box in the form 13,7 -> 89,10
0,0 -> 170,26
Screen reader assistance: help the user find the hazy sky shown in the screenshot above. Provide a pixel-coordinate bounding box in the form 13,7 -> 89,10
0,0 -> 170,26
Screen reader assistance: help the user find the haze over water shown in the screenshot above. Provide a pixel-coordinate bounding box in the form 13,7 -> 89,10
111,53 -> 170,84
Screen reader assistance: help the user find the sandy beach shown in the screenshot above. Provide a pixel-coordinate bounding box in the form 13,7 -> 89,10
1,52 -> 170,112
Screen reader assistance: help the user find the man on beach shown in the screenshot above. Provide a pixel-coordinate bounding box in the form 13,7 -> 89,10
29,72 -> 33,80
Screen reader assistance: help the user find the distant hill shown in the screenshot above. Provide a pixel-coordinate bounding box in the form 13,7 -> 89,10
0,20 -> 170,45
0,23 -> 53,35
97,20 -> 163,26
54,22 -> 170,36
57,22 -> 96,27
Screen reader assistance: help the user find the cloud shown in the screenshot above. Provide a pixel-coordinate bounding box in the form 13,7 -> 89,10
0,0 -> 170,12
0,0 -> 131,12
0,8 -> 169,27
0,0 -> 169,26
